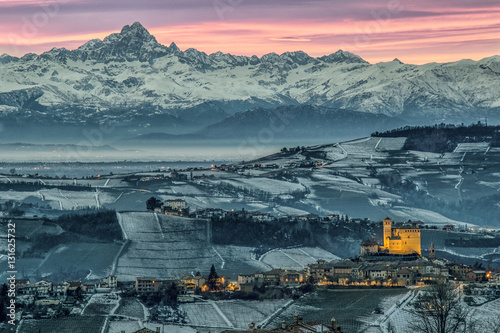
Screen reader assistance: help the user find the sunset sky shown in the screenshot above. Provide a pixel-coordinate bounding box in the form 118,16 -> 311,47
1,0 -> 500,64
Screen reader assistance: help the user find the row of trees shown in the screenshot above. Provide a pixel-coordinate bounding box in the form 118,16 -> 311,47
55,209 -> 122,241
211,214 -> 376,258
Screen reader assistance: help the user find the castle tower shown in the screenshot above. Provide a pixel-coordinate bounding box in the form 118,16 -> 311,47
429,241 -> 436,259
383,217 -> 392,249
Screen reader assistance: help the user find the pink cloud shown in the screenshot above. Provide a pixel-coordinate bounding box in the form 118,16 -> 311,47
0,0 -> 500,65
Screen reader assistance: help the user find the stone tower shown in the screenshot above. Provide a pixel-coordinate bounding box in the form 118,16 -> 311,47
383,217 -> 392,249
429,241 -> 436,259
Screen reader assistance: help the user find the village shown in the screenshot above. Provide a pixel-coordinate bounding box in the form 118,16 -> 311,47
11,207 -> 500,328
14,254 -> 500,305
5,195 -> 500,333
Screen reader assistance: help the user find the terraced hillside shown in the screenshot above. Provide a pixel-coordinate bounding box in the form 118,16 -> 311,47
115,212 -> 337,280
116,212 -> 215,280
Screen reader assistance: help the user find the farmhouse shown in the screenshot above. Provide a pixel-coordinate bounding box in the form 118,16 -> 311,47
467,270 -> 487,282
135,277 -> 161,293
34,280 -> 52,298
52,282 -> 70,297
280,270 -> 304,287
181,275 -> 206,289
164,199 -> 187,210
367,266 -> 393,281
261,269 -> 283,285
17,282 -> 37,296
448,263 -> 473,280
82,282 -> 97,293
395,268 -> 414,286
332,260 -> 362,277
307,259 -> 334,281
100,275 -> 118,289
238,273 -> 255,285
441,224 -> 455,231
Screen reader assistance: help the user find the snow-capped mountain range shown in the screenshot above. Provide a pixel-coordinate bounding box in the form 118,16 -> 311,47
1,22 -> 500,140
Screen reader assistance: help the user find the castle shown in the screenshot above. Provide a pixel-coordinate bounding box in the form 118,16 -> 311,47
361,217 -> 422,257
381,217 -> 421,255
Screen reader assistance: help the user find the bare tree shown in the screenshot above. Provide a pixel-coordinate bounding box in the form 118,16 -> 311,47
406,283 -> 477,333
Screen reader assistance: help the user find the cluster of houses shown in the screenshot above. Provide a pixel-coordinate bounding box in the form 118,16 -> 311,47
210,160 -> 324,172
191,206 -> 346,224
136,159 -> 326,186
150,198 -> 350,223
133,275 -> 236,294
14,259 -> 500,309
235,258 -> 499,289
15,275 -> 117,305
448,263 -> 495,282
306,259 -> 448,287
465,283 -> 500,298
134,258 -> 500,296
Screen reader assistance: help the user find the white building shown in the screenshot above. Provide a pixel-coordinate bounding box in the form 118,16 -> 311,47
164,199 -> 187,210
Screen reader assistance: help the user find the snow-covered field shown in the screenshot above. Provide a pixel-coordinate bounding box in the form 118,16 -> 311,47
108,320 -> 143,333
453,142 -> 490,153
268,289 -> 408,332
376,137 -> 406,151
389,206 -> 479,228
182,302 -> 232,328
260,247 -> 340,270
0,188 -> 117,210
158,184 -> 207,196
41,189 -> 116,209
181,299 -> 290,330
216,177 -> 306,196
211,245 -> 270,272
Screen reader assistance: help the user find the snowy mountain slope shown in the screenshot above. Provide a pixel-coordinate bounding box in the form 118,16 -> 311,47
2,22 -> 500,126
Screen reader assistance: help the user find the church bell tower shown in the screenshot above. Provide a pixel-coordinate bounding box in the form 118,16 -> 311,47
383,217 -> 392,249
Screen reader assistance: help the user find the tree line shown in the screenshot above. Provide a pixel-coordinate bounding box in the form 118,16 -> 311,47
211,214 -> 377,255
372,122 -> 500,153
54,209 -> 122,241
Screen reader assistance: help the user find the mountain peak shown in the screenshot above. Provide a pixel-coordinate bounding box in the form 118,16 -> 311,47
320,50 -> 369,64
80,22 -> 168,62
120,22 -> 150,35
0,53 -> 18,64
169,42 -> 180,51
